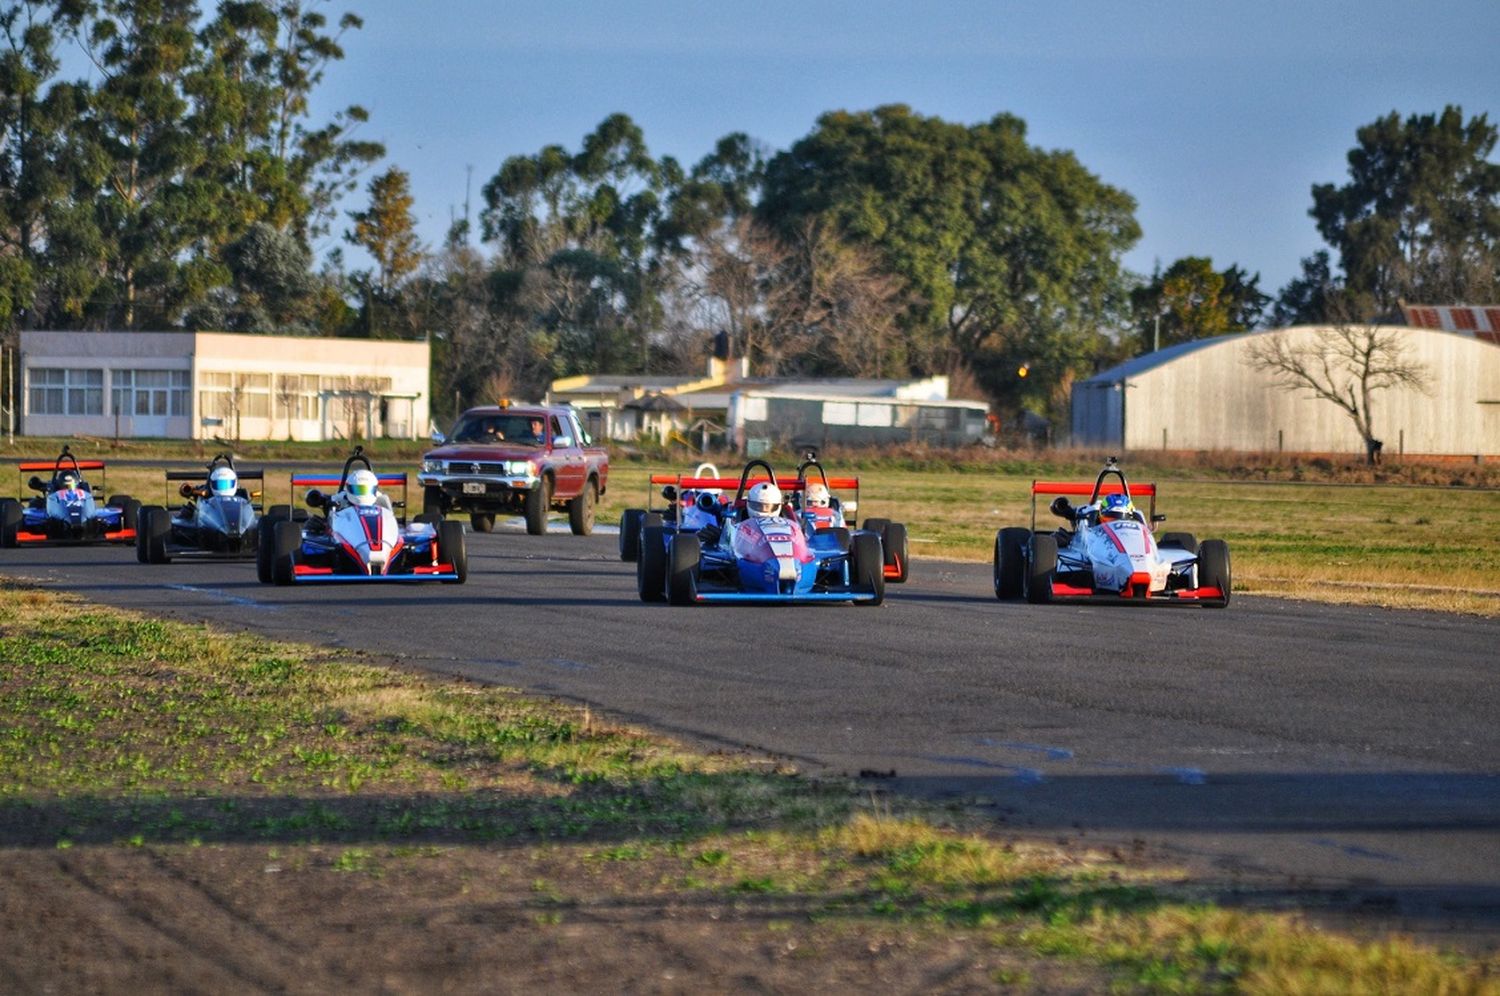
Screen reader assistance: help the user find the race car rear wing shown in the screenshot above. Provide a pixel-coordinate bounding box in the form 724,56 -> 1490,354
289,472 -> 409,516
17,459 -> 107,471
162,467 -> 266,509
1029,479 -> 1158,532
645,474 -> 862,519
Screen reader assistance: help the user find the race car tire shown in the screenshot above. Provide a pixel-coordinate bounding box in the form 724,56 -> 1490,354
850,531 -> 885,606
524,476 -> 551,536
994,527 -> 1030,600
1159,531 -> 1198,555
470,512 -> 495,533
814,526 -> 852,551
138,506 -> 170,564
422,486 -> 445,519
438,519 -> 467,584
619,508 -> 646,562
666,534 -> 699,606
637,525 -> 668,602
413,513 -> 440,526
106,493 -> 132,509
120,498 -> 140,532
255,516 -> 277,583
0,498 -> 22,548
642,512 -> 664,532
882,522 -> 910,583
568,477 -> 597,536
265,504 -> 291,525
271,520 -> 300,586
1197,539 -> 1231,608
860,516 -> 889,538
1025,533 -> 1057,604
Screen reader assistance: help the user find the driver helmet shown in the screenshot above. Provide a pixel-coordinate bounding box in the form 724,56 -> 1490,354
208,466 -> 238,497
804,482 -> 831,508
746,481 -> 782,518
59,472 -> 77,491
1100,493 -> 1134,520
347,468 -> 379,506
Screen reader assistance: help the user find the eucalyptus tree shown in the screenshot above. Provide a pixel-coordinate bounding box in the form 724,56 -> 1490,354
1129,256 -> 1267,352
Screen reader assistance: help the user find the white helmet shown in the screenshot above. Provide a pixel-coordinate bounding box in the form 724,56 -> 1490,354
804,482 -> 831,508
347,468 -> 379,506
209,466 -> 238,497
746,481 -> 782,517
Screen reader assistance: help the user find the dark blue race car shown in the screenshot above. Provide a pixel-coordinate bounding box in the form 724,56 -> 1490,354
0,446 -> 138,547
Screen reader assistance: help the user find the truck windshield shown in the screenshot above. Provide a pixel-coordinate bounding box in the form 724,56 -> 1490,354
448,413 -> 547,446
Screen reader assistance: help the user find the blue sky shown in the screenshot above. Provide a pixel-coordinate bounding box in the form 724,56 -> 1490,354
310,0 -> 1500,299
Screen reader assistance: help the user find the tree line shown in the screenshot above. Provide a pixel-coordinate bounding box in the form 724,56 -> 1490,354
3,2 -> 1497,428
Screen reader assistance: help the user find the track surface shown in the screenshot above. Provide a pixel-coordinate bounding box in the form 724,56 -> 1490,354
4,525 -> 1497,942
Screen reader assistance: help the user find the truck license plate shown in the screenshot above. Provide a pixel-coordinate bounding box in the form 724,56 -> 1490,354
462,482 -> 486,495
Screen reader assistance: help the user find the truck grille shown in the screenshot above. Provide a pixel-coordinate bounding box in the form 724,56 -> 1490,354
448,462 -> 506,475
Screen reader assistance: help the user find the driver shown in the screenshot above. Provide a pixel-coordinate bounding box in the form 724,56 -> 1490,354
745,481 -> 783,520
1099,493 -> 1135,521
526,417 -> 546,442
336,468 -> 392,511
208,466 -> 238,499
56,471 -> 82,496
800,482 -> 843,529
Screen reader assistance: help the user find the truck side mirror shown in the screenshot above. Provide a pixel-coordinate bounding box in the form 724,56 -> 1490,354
430,427 -> 446,444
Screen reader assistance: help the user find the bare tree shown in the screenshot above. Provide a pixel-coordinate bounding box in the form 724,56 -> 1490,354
1245,322 -> 1430,464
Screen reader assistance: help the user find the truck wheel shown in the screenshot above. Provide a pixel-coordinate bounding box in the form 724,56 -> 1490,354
637,525 -> 668,602
0,499 -> 20,548
272,520 -> 300,586
1197,539 -> 1231,608
850,531 -> 885,606
994,527 -> 1029,600
422,486 -> 445,519
619,508 -> 646,561
524,477 -> 551,536
666,534 -> 700,605
568,478 -> 597,536
470,512 -> 495,533
438,519 -> 467,584
882,521 -> 909,583
1025,533 -> 1057,604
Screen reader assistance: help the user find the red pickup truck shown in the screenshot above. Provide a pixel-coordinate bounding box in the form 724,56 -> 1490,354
418,404 -> 609,535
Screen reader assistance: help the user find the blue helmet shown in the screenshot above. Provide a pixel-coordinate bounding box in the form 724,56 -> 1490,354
1101,492 -> 1134,520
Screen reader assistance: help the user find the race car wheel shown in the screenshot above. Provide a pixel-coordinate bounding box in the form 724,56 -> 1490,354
637,525 -> 668,602
861,516 -> 890,538
1159,531 -> 1198,555
568,477 -> 597,536
1025,533 -> 1057,605
619,508 -> 646,561
470,512 -> 495,533
256,522 -> 274,583
882,522 -> 910,583
413,513 -> 440,526
106,493 -> 132,509
138,506 -> 170,563
422,486 -> 445,519
850,531 -> 885,606
438,519 -> 467,584
994,527 -> 1030,600
641,512 -> 664,532
1197,539 -> 1231,608
0,498 -> 22,548
666,534 -> 700,606
271,520 -> 300,586
121,498 -> 140,532
265,505 -> 291,525
524,476 -> 551,536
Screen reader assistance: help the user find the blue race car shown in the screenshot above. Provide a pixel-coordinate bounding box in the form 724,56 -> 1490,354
635,459 -> 885,605
0,446 -> 138,547
136,453 -> 265,563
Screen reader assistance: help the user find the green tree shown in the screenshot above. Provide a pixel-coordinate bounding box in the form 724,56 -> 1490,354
1309,105 -> 1500,314
1129,256 -> 1267,351
347,165 -> 420,296
757,105 -> 1139,418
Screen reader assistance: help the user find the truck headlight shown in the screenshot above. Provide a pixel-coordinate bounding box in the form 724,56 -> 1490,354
504,460 -> 536,476
422,459 -> 445,473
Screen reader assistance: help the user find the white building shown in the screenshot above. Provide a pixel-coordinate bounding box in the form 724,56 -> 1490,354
19,330 -> 429,441
1071,324 -> 1500,457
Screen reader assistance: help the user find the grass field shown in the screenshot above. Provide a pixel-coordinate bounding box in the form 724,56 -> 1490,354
5,437 -> 1499,615
3,583 -> 1497,992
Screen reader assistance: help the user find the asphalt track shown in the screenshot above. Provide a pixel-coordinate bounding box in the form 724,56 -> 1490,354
3,522 -> 1497,944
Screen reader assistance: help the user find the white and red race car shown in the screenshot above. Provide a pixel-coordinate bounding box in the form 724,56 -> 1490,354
993,458 -> 1230,607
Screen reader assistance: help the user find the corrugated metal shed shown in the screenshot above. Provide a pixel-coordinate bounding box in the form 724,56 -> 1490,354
1071,325 -> 1500,457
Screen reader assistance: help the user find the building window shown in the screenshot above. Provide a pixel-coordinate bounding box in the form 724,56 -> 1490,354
112,369 -> 189,418
30,367 -> 103,415
199,371 -> 271,423
276,374 -> 320,420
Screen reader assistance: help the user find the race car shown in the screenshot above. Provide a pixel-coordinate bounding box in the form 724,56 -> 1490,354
0,446 -> 138,547
789,453 -> 910,584
258,446 -> 467,585
636,459 -> 885,605
620,453 -> 910,582
992,457 -> 1230,607
136,454 -> 265,563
